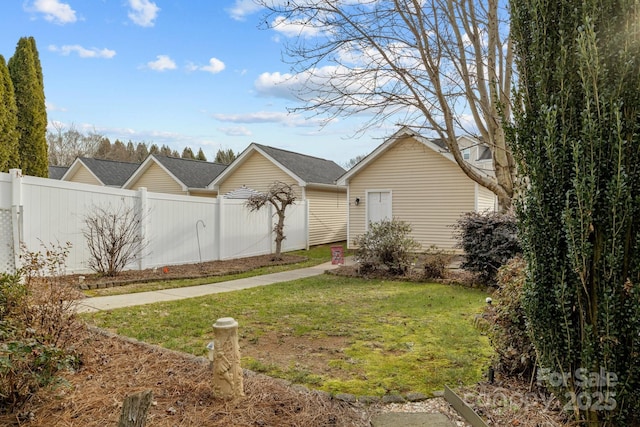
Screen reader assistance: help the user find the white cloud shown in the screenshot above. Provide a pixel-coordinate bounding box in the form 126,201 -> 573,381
46,103 -> 67,112
212,111 -> 318,127
30,0 -> 77,24
188,57 -> 226,74
271,16 -> 323,38
254,71 -> 301,101
147,55 -> 176,71
218,126 -> 252,137
127,0 -> 159,27
48,44 -> 116,59
227,0 -> 263,21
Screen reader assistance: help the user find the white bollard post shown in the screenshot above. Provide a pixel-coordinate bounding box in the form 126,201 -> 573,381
212,317 -> 244,399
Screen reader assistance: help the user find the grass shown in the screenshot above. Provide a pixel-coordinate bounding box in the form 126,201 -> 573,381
84,274 -> 493,397
83,244 -> 340,297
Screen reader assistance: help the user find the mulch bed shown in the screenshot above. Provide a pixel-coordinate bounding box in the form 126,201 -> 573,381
63,254 -> 307,289
0,325 -> 371,427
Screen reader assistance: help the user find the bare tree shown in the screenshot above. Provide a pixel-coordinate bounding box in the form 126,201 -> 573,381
343,154 -> 368,170
47,122 -> 105,166
245,182 -> 297,260
82,203 -> 147,276
214,148 -> 237,165
258,0 -> 515,210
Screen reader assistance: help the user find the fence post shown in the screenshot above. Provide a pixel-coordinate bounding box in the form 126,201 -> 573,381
304,199 -> 310,250
137,187 -> 148,270
217,197 -> 224,260
10,169 -> 22,271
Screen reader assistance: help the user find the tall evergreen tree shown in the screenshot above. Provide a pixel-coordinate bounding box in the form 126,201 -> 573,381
126,141 -> 135,160
159,144 -> 173,156
214,148 -> 236,165
195,148 -> 207,161
8,37 -> 48,177
511,0 -> 640,424
134,142 -> 149,162
0,55 -> 19,172
181,146 -> 195,159
94,138 -> 112,159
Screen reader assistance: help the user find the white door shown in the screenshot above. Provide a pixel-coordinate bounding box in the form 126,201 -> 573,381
366,191 -> 392,228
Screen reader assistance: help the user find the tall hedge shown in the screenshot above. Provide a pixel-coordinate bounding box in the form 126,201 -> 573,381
0,55 -> 19,172
8,37 -> 48,177
510,0 -> 640,425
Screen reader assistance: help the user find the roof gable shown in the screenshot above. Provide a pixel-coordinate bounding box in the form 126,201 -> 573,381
337,127 -> 491,185
210,143 -> 346,188
124,155 -> 227,190
153,156 -> 227,188
62,157 -> 140,186
254,144 -> 346,185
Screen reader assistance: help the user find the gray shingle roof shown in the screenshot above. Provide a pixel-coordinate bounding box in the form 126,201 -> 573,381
432,138 -> 493,160
79,158 -> 140,186
48,165 -> 69,180
153,155 -> 227,188
254,144 -> 346,185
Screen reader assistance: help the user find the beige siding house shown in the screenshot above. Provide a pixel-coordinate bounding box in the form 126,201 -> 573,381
209,143 -> 347,246
123,155 -> 226,197
337,127 -> 497,251
61,158 -> 140,187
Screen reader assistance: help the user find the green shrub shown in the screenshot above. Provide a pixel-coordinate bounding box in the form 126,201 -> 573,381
354,219 -> 420,276
454,211 -> 521,284
481,257 -> 536,379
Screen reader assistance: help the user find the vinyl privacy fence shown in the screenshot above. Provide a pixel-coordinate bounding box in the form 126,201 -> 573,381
0,170 -> 308,274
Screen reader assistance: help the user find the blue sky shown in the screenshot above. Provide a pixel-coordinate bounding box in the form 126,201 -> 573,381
0,0 -> 390,165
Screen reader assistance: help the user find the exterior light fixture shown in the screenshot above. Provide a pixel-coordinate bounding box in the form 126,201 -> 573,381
354,197 -> 360,206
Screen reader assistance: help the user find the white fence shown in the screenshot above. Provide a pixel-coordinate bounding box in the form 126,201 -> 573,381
0,170 -> 308,274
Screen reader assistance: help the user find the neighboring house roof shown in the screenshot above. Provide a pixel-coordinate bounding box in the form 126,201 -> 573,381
209,143 -> 346,189
337,126 -> 492,185
62,157 -> 140,186
223,185 -> 263,199
124,154 -> 227,191
48,165 -> 69,180
432,136 -> 492,161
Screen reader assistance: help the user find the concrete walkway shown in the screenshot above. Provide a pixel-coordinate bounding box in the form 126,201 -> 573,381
76,259 -> 347,313
76,257 -> 458,426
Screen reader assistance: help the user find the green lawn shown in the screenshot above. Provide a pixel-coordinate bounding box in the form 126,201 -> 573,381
85,274 -> 493,397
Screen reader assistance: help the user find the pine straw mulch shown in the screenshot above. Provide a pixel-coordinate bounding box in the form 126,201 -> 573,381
1,325 -> 372,427
458,376 -> 571,427
64,254 -> 308,289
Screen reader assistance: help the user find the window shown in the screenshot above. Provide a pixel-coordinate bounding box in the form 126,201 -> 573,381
462,148 -> 471,160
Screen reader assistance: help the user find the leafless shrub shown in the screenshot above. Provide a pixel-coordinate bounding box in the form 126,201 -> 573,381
1,242 -> 82,412
245,181 -> 297,261
82,203 -> 147,276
